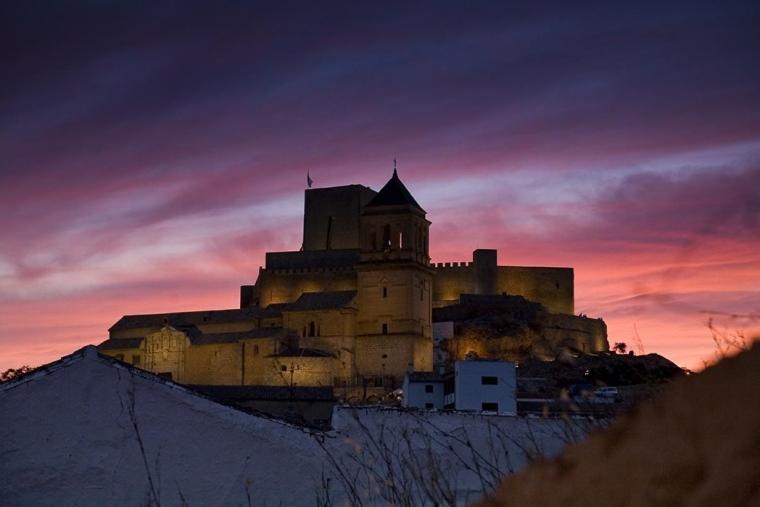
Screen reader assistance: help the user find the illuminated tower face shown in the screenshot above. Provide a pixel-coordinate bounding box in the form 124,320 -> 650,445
355,169 -> 434,381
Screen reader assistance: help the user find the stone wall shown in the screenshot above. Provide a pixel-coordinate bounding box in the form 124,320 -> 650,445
302,185 -> 376,251
184,343 -> 242,385
355,334 -> 433,381
431,258 -> 574,315
498,266 -> 574,315
247,355 -> 335,387
255,268 -> 357,307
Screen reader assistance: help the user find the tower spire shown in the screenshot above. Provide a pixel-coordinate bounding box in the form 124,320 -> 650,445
393,154 -> 398,177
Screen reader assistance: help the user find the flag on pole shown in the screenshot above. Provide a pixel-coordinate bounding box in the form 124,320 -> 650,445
307,170 -> 313,188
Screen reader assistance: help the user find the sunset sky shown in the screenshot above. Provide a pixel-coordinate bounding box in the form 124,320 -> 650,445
1,1 -> 759,371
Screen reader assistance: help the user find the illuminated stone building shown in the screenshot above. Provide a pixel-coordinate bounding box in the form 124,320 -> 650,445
99,169 -> 607,394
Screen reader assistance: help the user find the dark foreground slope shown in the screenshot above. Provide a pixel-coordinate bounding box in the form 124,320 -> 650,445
479,344 -> 760,507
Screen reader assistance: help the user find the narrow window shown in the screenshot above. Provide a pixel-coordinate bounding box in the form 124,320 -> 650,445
326,216 -> 333,250
371,232 -> 377,251
382,287 -> 387,298
309,321 -> 316,337
481,402 -> 498,412
425,385 -> 434,393
398,231 -> 403,248
383,224 -> 391,249
481,376 -> 498,385
382,323 -> 388,335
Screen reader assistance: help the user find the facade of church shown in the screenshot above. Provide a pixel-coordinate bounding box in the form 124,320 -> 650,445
98,170 -> 607,393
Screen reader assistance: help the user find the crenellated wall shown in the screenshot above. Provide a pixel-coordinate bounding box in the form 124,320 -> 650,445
430,250 -> 574,315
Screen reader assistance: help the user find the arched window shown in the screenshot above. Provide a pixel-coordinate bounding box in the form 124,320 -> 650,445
398,231 -> 403,249
308,321 -> 316,337
383,224 -> 391,249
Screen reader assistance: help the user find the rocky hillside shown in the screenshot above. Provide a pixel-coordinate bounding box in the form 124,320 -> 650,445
434,294 -> 608,361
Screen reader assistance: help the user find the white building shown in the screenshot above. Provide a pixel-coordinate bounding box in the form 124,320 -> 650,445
446,360 -> 516,415
402,372 -> 445,409
404,359 -> 516,415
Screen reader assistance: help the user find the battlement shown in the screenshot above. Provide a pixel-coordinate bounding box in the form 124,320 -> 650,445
265,249 -> 360,271
263,265 -> 355,275
430,261 -> 474,268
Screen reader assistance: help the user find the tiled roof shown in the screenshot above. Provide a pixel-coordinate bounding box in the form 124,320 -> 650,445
190,327 -> 285,345
364,169 -> 424,212
285,291 -> 357,312
97,337 -> 144,350
99,326 -> 285,347
110,307 -> 281,332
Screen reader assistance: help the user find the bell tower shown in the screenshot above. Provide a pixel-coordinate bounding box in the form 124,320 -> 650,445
355,166 -> 434,386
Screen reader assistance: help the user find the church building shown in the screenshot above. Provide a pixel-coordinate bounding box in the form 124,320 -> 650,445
99,169 -> 607,395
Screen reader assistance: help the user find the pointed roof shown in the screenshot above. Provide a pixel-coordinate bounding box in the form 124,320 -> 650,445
365,169 -> 425,212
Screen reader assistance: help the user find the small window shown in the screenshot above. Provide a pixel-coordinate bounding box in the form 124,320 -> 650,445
425,403 -> 434,409
281,365 -> 287,372
382,354 -> 388,359
482,402 -> 498,412
382,287 -> 387,298
131,355 -> 140,366
309,321 -> 316,337
425,385 -> 434,393
382,323 -> 388,335
399,231 -> 403,248
481,376 -> 498,385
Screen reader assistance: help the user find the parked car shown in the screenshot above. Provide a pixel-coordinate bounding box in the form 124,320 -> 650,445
593,386 -> 619,403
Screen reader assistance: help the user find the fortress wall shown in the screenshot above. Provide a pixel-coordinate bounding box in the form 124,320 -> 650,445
184,343 -> 242,385
498,266 -> 574,315
540,313 -> 609,353
265,249 -> 360,270
431,263 -> 475,306
255,269 -> 357,307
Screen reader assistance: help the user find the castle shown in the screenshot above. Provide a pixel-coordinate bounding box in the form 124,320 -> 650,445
98,169 -> 608,394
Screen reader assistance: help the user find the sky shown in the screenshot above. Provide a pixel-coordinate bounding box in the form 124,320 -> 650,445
1,1 -> 759,371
